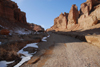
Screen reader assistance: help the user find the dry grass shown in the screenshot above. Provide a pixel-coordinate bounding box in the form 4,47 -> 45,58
0,38 -> 41,61
0,45 -> 20,61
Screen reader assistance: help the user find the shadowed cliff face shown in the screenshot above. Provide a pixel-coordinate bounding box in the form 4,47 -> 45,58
0,0 -> 27,23
47,0 -> 100,32
0,0 -> 44,34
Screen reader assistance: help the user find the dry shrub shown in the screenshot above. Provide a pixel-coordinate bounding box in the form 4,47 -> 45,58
0,43 -> 22,61
0,29 -> 10,35
0,47 -> 20,61
0,36 -> 42,61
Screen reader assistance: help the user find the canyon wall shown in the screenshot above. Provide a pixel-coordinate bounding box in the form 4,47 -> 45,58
0,0 -> 27,23
0,0 -> 44,34
47,0 -> 100,32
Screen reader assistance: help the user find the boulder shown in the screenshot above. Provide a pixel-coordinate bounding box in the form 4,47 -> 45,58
85,35 -> 100,47
0,29 -> 10,35
67,4 -> 79,29
23,47 -> 38,53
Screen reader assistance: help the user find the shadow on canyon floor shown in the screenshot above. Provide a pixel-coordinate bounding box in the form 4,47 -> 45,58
50,27 -> 100,41
25,28 -> 100,66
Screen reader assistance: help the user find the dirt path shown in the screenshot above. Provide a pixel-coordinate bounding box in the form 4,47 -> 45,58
21,33 -> 100,67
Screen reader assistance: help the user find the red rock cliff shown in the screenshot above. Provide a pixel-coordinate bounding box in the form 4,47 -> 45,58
0,0 -> 27,23
0,0 -> 44,33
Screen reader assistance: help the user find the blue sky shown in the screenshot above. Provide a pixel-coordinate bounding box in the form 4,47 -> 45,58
11,0 -> 86,29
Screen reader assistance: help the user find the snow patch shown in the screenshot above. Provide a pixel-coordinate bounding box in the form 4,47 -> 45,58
47,35 -> 50,37
34,32 -> 40,34
37,32 -> 40,34
14,28 -> 32,35
34,32 -> 36,34
0,42 -> 2,45
0,25 -> 4,28
9,33 -> 11,35
0,34 -> 50,67
14,54 -> 32,67
0,61 -> 14,67
14,43 -> 38,67
0,25 -> 8,29
41,35 -> 50,42
42,37 -> 47,42
23,43 -> 38,49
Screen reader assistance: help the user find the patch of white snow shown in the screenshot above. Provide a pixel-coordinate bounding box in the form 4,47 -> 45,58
23,43 -> 38,49
14,43 -> 38,67
14,28 -> 32,35
14,54 -> 32,67
34,32 -> 36,34
0,61 -> 14,67
0,25 -> 4,28
0,42 -> 2,45
42,37 -> 47,42
37,32 -> 40,34
47,35 -> 50,37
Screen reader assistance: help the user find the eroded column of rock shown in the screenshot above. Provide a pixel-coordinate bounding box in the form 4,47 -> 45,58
78,0 -> 99,28
54,13 -> 68,29
46,12 -> 68,31
80,0 -> 100,16
67,4 -> 79,29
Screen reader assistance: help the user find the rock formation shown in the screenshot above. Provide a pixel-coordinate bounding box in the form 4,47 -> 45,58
47,12 -> 68,31
0,0 -> 44,33
47,0 -> 100,32
78,15 -> 98,28
29,23 -> 44,32
78,0 -> 100,28
80,0 -> 100,15
54,12 -> 68,29
0,0 -> 26,23
0,0 -> 30,32
85,35 -> 100,47
67,4 -> 79,29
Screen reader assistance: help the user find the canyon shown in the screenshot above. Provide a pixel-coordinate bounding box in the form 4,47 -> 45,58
0,0 -> 100,67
